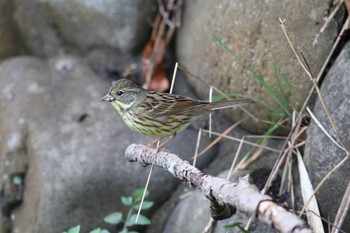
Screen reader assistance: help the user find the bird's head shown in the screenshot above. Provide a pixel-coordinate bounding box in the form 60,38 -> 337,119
101,79 -> 142,111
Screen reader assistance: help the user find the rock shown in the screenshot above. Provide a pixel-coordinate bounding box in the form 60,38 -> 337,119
162,189 -> 212,233
0,55 -> 215,232
304,41 -> 350,233
83,49 -> 138,78
41,0 -> 155,53
0,0 -> 26,60
13,0 -> 156,57
177,0 -> 342,134
13,0 -> 64,57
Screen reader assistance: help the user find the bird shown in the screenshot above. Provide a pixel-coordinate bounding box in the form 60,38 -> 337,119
101,78 -> 255,140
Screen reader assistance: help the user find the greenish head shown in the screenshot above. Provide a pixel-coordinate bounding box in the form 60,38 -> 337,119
101,79 -> 142,111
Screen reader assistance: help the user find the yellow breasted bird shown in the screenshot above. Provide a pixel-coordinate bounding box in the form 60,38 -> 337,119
101,79 -> 255,140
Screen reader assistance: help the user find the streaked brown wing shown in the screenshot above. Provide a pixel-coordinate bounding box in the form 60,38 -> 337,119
152,95 -> 207,117
137,92 -> 176,116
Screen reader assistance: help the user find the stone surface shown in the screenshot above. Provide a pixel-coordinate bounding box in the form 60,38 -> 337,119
13,0 -> 155,57
13,0 -> 64,57
176,0 -> 342,134
304,41 -> 350,233
0,0 -> 26,60
41,0 -> 155,53
0,56 -> 215,232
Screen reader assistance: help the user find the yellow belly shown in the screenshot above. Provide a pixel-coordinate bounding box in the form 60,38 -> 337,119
121,112 -> 194,137
111,101 -> 197,137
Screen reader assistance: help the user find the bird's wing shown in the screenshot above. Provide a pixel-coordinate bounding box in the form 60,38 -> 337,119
148,94 -> 207,117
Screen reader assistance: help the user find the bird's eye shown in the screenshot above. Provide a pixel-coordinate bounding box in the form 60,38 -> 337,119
116,91 -> 123,96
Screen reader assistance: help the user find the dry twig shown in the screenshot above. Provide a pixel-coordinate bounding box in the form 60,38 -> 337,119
125,144 -> 312,233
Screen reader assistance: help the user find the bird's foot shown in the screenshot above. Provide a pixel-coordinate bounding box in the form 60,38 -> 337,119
143,136 -> 173,165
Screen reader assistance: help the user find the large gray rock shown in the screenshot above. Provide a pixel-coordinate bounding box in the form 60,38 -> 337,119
304,41 -> 350,233
13,0 -> 155,57
14,0 -> 64,57
177,0 -> 342,134
39,0 -> 155,53
0,56 -> 214,232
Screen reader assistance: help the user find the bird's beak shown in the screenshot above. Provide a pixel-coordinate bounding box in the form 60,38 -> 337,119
101,93 -> 115,102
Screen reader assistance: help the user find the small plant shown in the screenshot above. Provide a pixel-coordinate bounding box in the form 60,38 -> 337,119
63,225 -> 81,233
63,226 -> 108,233
62,188 -> 153,233
104,188 -> 153,233
224,222 -> 250,233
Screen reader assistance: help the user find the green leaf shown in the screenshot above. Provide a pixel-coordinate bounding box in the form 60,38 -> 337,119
273,62 -> 290,113
281,70 -> 292,91
132,188 -> 149,201
89,228 -> 101,233
64,225 -> 81,233
266,117 -> 290,135
126,214 -> 151,226
121,196 -> 133,206
103,212 -> 123,225
133,201 -> 154,210
224,222 -> 249,233
100,230 -> 110,233
212,34 -> 245,66
12,175 -> 22,185
251,70 -> 290,115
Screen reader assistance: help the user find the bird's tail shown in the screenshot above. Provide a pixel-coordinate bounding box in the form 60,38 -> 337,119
206,99 -> 255,111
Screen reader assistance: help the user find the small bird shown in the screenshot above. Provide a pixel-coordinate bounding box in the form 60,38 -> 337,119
101,79 -> 255,139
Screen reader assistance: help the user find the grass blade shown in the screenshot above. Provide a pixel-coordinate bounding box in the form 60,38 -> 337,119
273,62 -> 290,111
213,33 -> 291,115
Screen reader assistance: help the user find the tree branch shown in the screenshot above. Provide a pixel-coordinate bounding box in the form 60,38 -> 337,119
125,144 -> 311,233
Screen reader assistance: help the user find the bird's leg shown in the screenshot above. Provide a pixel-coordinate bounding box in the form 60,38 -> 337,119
141,137 -> 162,160
158,134 -> 175,148
146,137 -> 163,148
150,134 -> 176,164
141,137 -> 169,164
